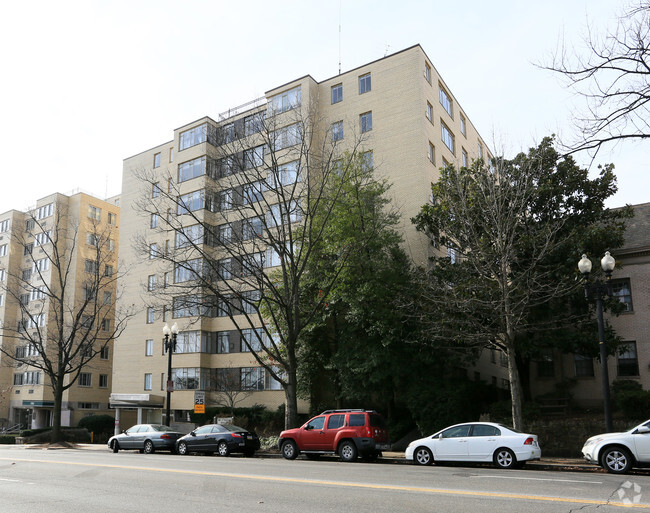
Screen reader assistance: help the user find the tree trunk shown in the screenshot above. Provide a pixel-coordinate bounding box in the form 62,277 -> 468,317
284,379 -> 298,429
51,383 -> 64,443
505,340 -> 524,431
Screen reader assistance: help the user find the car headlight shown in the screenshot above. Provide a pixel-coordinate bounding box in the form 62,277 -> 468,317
583,438 -> 602,448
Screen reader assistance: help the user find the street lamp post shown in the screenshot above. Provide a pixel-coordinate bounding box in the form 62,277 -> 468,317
578,252 -> 615,433
162,322 -> 179,427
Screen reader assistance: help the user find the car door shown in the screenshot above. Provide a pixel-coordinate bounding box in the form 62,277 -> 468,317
120,425 -> 140,449
301,416 -> 327,450
317,414 -> 345,451
432,425 -> 471,461
467,424 -> 501,461
632,421 -> 650,462
129,425 -> 148,449
187,426 -> 214,451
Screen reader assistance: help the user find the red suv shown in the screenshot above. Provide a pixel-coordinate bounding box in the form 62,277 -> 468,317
278,409 -> 390,462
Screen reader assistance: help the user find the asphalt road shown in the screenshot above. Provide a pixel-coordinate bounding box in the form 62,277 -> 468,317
1,446 -> 649,513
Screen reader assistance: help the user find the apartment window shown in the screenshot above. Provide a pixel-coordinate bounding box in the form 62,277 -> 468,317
441,122 -> 455,153
26,219 -> 35,231
241,367 -> 265,390
269,161 -> 300,189
101,319 -> 111,331
0,244 -> 7,257
174,258 -> 202,283
104,264 -> 113,277
0,220 -> 9,232
24,243 -> 33,256
360,111 -> 373,133
219,190 -> 233,211
144,373 -> 152,391
150,213 -> 158,229
244,112 -> 264,136
460,113 -> 467,136
178,156 -> 206,183
177,190 -> 204,214
146,307 -> 155,324
108,212 -> 117,225
425,62 -> 432,84
152,182 -> 161,198
618,342 -> 639,377
0,294 -> 3,307
331,83 -> 343,104
179,124 -> 207,151
100,346 -> 109,359
153,153 -> 161,168
147,275 -> 156,291
268,86 -> 301,115
169,147 -> 174,162
462,148 -> 468,167
176,224 -> 203,249
78,373 -> 92,387
241,328 -> 265,352
88,205 -> 101,221
447,246 -> 457,264
217,332 -> 231,354
164,272 -> 170,287
221,123 -> 235,144
243,216 -> 264,240
536,349 -> 555,378
145,339 -> 154,356
33,258 -> 50,272
99,374 -> 108,388
478,141 -> 483,159
426,102 -> 433,123
332,121 -> 344,142
439,85 -> 453,117
84,259 -> 98,274
361,151 -> 373,171
241,290 -> 261,314
22,269 -> 31,281
218,258 -> 232,280
428,142 -> 435,164
243,181 -> 266,205
34,231 -> 51,247
611,279 -> 633,312
35,204 -> 53,220
244,145 -> 265,169
359,73 -> 371,94
272,123 -> 301,151
103,291 -> 112,306
574,354 -> 594,377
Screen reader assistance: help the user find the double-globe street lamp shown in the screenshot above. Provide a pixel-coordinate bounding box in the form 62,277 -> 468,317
578,251 -> 616,433
162,322 -> 179,427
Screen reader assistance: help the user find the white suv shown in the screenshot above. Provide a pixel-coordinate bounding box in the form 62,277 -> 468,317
582,419 -> 650,473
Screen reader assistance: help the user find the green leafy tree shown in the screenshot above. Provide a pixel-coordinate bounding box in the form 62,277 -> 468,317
412,137 -> 630,429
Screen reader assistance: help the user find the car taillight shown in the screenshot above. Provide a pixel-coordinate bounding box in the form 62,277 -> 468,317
231,433 -> 242,438
161,434 -> 171,439
524,437 -> 534,445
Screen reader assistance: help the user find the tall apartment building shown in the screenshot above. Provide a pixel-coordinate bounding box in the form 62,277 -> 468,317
0,192 -> 119,430
113,45 -> 491,428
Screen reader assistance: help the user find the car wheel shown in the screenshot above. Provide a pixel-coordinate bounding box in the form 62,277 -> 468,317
339,441 -> 358,462
218,441 -> 230,457
414,446 -> 433,466
281,440 -> 299,460
177,441 -> 188,456
144,440 -> 155,454
601,446 -> 633,474
111,441 -> 119,453
493,448 -> 517,469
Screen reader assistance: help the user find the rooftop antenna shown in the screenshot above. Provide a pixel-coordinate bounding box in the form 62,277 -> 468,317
338,0 -> 342,75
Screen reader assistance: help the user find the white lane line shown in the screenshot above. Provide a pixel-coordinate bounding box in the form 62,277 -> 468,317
476,475 -> 602,484
0,477 -> 22,483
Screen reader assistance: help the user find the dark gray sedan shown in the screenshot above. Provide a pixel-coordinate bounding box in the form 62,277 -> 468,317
108,424 -> 185,454
176,424 -> 260,457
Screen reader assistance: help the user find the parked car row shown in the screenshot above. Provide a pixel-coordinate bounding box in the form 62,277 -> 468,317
108,423 -> 260,456
107,413 -> 650,475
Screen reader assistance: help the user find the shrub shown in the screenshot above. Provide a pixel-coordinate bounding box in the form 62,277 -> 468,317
617,390 -> 650,418
78,415 -> 115,443
0,435 -> 17,444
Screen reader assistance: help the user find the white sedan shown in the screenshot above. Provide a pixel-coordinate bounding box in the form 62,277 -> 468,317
405,422 -> 541,469
582,419 -> 650,474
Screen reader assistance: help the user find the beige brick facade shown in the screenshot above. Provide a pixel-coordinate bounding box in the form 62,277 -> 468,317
0,193 -> 119,430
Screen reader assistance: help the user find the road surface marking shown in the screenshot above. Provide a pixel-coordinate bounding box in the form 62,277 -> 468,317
476,475 -> 603,484
0,457 -> 645,509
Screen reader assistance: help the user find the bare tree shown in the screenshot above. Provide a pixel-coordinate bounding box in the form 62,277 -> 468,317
133,97 -> 367,428
0,205 -> 133,441
543,2 -> 650,156
210,366 -> 253,415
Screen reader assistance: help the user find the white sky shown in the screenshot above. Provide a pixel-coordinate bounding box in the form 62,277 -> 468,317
1,0 -> 646,212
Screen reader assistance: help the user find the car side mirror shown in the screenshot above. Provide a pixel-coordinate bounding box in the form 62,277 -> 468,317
190,431 -> 196,436
438,433 -> 443,439
636,426 -> 650,434
304,425 -> 312,431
